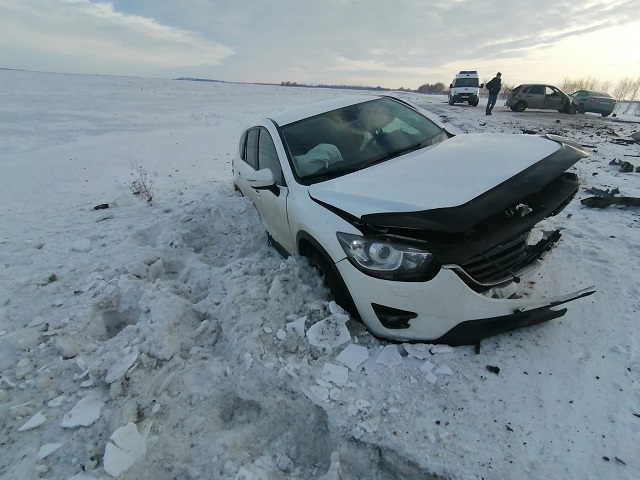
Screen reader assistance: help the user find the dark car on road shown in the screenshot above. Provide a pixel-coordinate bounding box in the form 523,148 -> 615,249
570,90 -> 616,117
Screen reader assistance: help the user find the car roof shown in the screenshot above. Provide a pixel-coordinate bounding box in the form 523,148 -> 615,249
268,94 -> 383,126
516,83 -> 558,88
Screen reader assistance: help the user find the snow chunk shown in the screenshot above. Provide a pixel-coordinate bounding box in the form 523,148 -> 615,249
18,411 -> 46,431
286,316 -> 307,338
419,360 -> 436,373
321,363 -> 349,387
104,443 -> 133,477
112,193 -> 137,207
110,422 -> 146,459
335,344 -> 369,371
375,345 -> 403,367
309,385 -> 330,402
38,443 -> 63,459
71,238 -> 92,252
103,423 -> 146,477
105,347 -> 138,384
403,343 -> 432,360
61,393 -> 104,428
425,372 -> 438,384
48,395 -> 67,407
306,315 -> 351,352
435,365 -> 454,375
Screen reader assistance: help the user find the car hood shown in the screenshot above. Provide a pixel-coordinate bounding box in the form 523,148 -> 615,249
308,133 -> 587,233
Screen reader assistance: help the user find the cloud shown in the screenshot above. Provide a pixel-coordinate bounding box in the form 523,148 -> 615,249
0,0 -> 638,87
0,1 -> 233,75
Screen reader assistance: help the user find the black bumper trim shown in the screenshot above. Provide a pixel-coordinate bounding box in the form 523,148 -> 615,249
434,290 -> 594,346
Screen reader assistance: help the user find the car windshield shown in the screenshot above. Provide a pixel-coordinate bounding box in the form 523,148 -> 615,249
454,78 -> 479,87
280,97 -> 447,183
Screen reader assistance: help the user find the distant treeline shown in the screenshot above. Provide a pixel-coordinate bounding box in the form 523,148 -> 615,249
278,77 -> 640,101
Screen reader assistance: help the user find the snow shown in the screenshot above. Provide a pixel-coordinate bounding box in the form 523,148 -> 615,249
1,68 -> 640,479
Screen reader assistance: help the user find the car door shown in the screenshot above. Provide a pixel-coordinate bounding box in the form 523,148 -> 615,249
525,85 -> 545,108
238,127 -> 295,253
572,91 -> 587,110
542,86 -> 565,110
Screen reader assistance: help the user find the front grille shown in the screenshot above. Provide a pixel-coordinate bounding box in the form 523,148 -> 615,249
460,232 -> 531,284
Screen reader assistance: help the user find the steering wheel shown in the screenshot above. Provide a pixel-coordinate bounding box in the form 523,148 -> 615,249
363,131 -> 383,150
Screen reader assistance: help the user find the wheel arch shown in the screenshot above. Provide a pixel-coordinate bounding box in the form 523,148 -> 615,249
296,230 -> 360,319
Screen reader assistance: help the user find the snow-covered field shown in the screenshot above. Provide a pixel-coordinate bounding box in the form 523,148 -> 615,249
1,69 -> 639,480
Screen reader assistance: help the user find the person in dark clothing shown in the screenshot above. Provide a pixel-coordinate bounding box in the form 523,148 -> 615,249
485,72 -> 502,115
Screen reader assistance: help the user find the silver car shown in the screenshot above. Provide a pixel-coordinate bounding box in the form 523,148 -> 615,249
506,84 -> 577,114
570,90 -> 616,117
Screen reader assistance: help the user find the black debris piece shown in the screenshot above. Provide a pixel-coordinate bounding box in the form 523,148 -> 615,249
610,138 -> 637,146
620,161 -> 635,172
486,365 -> 500,375
615,457 -> 627,466
581,187 -> 640,208
94,203 -> 110,210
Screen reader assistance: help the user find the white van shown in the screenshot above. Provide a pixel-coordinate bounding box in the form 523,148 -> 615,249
448,71 -> 483,106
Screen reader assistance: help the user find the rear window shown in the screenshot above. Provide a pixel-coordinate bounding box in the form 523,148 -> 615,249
589,91 -> 613,98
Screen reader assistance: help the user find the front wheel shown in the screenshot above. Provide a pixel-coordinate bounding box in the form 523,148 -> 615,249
305,248 -> 359,320
602,112 -> 610,117
470,100 -> 479,107
514,101 -> 527,112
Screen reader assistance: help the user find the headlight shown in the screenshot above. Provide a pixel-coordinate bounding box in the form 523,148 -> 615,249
336,232 -> 440,281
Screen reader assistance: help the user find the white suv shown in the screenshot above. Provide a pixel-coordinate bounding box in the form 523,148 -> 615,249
232,95 -> 594,344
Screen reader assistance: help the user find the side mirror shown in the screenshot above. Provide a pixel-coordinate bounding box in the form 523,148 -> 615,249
480,83 -> 484,88
247,168 -> 275,188
449,84 -> 453,88
247,168 -> 279,196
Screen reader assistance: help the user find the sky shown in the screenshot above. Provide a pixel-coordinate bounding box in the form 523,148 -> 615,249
1,68 -> 640,480
1,0 -> 640,89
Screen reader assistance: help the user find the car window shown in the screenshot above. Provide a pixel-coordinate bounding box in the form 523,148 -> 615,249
528,85 -> 545,95
245,129 -> 259,169
257,129 -> 284,185
280,97 -> 447,182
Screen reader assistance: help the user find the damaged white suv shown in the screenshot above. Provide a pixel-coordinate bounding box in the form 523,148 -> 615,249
232,95 -> 594,345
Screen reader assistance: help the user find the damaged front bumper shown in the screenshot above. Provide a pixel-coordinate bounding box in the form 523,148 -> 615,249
435,287 -> 595,346
336,256 -> 595,345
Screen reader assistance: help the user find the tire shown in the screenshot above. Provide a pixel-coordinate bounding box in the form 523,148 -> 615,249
305,247 -> 359,320
577,104 -> 586,114
514,101 -> 526,112
470,101 -> 478,107
602,112 -> 610,118
448,97 -> 454,106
